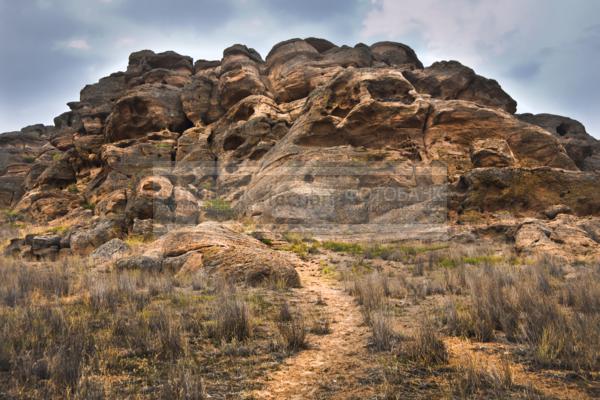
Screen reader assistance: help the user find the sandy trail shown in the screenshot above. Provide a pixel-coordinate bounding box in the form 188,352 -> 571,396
250,259 -> 374,400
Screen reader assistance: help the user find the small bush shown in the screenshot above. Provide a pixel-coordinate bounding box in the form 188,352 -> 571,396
160,358 -> 206,400
67,184 -> 79,194
282,234 -> 319,260
353,273 -> 387,318
81,202 -> 95,211
212,294 -> 252,342
150,308 -> 187,360
3,209 -> 22,223
452,356 -> 513,399
278,301 -> 292,322
370,311 -> 395,351
278,313 -> 308,352
321,241 -> 364,255
310,316 -> 331,335
73,370 -> 105,400
49,319 -> 94,393
403,320 -> 448,366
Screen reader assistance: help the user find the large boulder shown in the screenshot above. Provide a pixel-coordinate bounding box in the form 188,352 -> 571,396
104,84 -> 191,142
218,44 -> 267,110
142,222 -> 301,287
125,50 -> 193,82
70,218 -> 124,255
125,175 -> 175,222
514,215 -> 600,260
265,38 -> 375,103
180,73 -> 223,125
71,72 -> 128,136
91,238 -> 130,263
370,41 -> 423,69
517,113 -> 600,171
100,130 -> 178,176
13,189 -> 81,221
404,61 -> 516,113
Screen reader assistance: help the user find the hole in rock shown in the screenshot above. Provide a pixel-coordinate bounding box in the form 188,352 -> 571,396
249,148 -> 268,160
231,104 -> 255,122
223,135 -> 245,151
142,181 -> 162,192
556,123 -> 570,136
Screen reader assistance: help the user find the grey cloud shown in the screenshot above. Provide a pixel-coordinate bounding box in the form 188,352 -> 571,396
116,0 -> 236,28
0,0 -> 598,138
262,0 -> 363,21
508,61 -> 541,81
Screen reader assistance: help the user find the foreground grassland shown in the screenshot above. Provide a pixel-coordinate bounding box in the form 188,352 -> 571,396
0,256 -> 322,399
0,234 -> 598,399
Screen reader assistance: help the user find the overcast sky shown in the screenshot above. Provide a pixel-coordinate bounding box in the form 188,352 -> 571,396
1,0 -> 598,137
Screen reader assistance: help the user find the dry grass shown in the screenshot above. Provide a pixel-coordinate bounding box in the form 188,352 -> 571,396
439,259 -> 600,373
211,288 -> 252,343
346,272 -> 399,351
0,256 -> 304,398
322,240 -> 599,397
309,316 -> 331,335
401,319 -> 448,366
160,358 -> 206,400
278,312 -> 308,352
370,311 -> 395,351
452,356 -> 515,399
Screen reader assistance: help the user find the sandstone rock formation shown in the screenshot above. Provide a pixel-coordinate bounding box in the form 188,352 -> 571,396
2,37 -> 599,263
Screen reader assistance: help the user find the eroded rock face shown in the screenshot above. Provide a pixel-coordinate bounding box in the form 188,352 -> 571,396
425,100 -> 576,176
105,84 -> 191,142
0,128 -> 53,207
457,167 -> 600,217
517,113 -> 600,171
2,38 -> 600,262
404,61 -> 516,113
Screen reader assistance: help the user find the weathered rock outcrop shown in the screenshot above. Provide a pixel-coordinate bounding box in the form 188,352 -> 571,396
2,38 -> 599,261
456,167 -> 600,217
513,215 -> 600,259
518,113 -> 600,171
104,84 -> 191,142
404,61 -> 517,113
123,222 -> 301,286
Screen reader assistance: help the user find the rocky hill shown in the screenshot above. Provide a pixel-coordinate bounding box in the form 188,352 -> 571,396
2,38 -> 600,400
2,37 -> 600,268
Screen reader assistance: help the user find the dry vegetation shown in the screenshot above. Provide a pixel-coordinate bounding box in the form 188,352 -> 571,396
314,239 -> 600,399
1,231 -> 599,399
0,255 -> 318,399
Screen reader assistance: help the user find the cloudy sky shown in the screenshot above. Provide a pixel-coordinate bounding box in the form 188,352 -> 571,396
1,0 -> 599,137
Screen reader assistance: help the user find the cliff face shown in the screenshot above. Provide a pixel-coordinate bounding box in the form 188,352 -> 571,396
2,38 -> 600,263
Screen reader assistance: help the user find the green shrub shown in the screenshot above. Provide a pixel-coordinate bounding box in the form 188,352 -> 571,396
321,241 -> 364,255
203,198 -> 235,221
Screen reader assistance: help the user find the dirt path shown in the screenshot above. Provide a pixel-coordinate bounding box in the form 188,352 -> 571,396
249,258 -> 375,400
